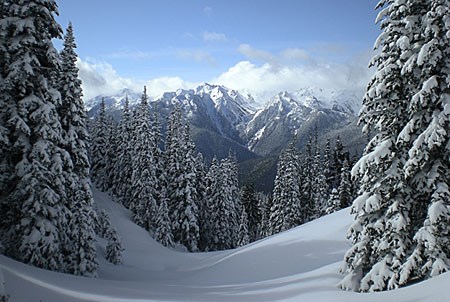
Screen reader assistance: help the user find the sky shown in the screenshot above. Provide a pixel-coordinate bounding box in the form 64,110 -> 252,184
55,1 -> 380,101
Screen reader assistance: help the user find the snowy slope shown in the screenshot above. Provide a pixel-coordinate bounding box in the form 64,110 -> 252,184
1,188 -> 449,301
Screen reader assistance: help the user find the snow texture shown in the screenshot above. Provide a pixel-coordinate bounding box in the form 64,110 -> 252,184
0,188 -> 448,301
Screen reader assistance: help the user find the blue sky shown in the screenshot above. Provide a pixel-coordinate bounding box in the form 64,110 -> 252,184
56,1 -> 380,101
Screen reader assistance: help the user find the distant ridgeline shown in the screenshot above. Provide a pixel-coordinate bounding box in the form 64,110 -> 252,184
86,85 -> 366,192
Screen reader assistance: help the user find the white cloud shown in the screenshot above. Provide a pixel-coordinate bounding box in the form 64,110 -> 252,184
76,58 -> 197,100
203,31 -> 227,42
212,56 -> 372,103
77,46 -> 373,105
238,44 -> 276,64
280,48 -> 310,61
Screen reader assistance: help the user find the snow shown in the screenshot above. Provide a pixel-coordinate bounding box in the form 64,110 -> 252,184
1,188 -> 449,301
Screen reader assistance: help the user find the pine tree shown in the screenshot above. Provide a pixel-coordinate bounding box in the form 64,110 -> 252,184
166,106 -> 200,251
58,23 -> 97,276
201,156 -> 220,250
154,199 -> 175,248
129,87 -> 158,232
312,145 -> 328,218
237,208 -> 250,247
325,188 -> 341,215
301,136 -> 315,222
397,0 -> 450,284
338,159 -> 352,209
241,184 -> 261,241
340,0 -> 449,292
111,96 -> 133,206
105,227 -> 124,265
103,116 -> 118,192
0,0 -> 71,271
323,138 -> 333,192
257,193 -> 272,239
90,98 -> 109,187
269,143 -> 302,235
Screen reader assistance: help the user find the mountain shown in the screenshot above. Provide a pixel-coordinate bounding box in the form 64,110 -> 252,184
85,84 -> 366,191
1,188 -> 448,301
243,90 -> 358,156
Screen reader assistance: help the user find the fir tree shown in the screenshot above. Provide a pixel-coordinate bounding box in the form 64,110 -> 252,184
111,96 -> 133,207
241,184 -> 261,241
237,208 -> 250,247
340,0 -> 449,291
325,188 -> 340,215
129,87 -> 158,232
154,199 -> 175,248
397,0 -> 450,284
90,98 -> 109,187
269,143 -> 302,235
58,23 -> 98,276
105,227 -> 124,265
338,159 -> 352,209
166,106 -> 200,251
0,0 -> 70,271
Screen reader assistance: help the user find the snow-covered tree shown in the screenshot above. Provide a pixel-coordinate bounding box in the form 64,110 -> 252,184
154,199 -> 174,248
241,184 -> 261,241
341,0 -> 449,292
166,106 -> 200,251
325,188 -> 340,215
338,159 -> 352,209
397,0 -> 450,284
58,23 -> 98,276
129,87 -> 158,232
0,0 -> 71,271
106,227 -> 124,265
90,98 -> 109,187
269,143 -> 302,235
111,96 -> 134,206
237,208 -> 250,247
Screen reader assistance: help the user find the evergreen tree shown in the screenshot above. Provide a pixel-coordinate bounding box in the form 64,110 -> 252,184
90,98 -> 109,187
325,188 -> 341,215
111,96 -> 133,206
154,199 -> 175,248
129,87 -> 158,232
269,143 -> 302,235
0,0 -> 71,271
105,227 -> 124,265
312,145 -> 328,218
338,159 -> 352,209
201,156 -> 221,250
257,193 -> 272,239
166,106 -> 200,251
237,208 -> 250,247
103,116 -> 118,192
58,23 -> 97,276
241,184 -> 261,241
323,138 -> 333,192
397,0 -> 450,284
340,0 -> 449,291
300,136 -> 315,222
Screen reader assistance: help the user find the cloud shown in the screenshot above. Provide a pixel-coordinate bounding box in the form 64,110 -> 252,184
212,55 -> 372,103
177,50 -> 216,66
280,48 -> 310,61
76,58 -> 197,100
203,31 -> 227,42
238,44 -> 276,64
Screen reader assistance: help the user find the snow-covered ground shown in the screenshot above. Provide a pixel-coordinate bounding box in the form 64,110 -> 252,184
1,188 -> 449,301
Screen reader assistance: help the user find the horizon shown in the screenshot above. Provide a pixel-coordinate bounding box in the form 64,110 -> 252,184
55,1 -> 379,101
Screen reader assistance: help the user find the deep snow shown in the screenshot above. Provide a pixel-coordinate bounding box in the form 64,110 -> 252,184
0,188 -> 449,301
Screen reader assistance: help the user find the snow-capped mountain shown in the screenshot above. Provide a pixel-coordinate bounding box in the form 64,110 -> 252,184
244,90 -> 356,156
85,84 -> 365,191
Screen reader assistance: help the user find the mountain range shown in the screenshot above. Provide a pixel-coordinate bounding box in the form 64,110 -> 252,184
86,84 -> 367,192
